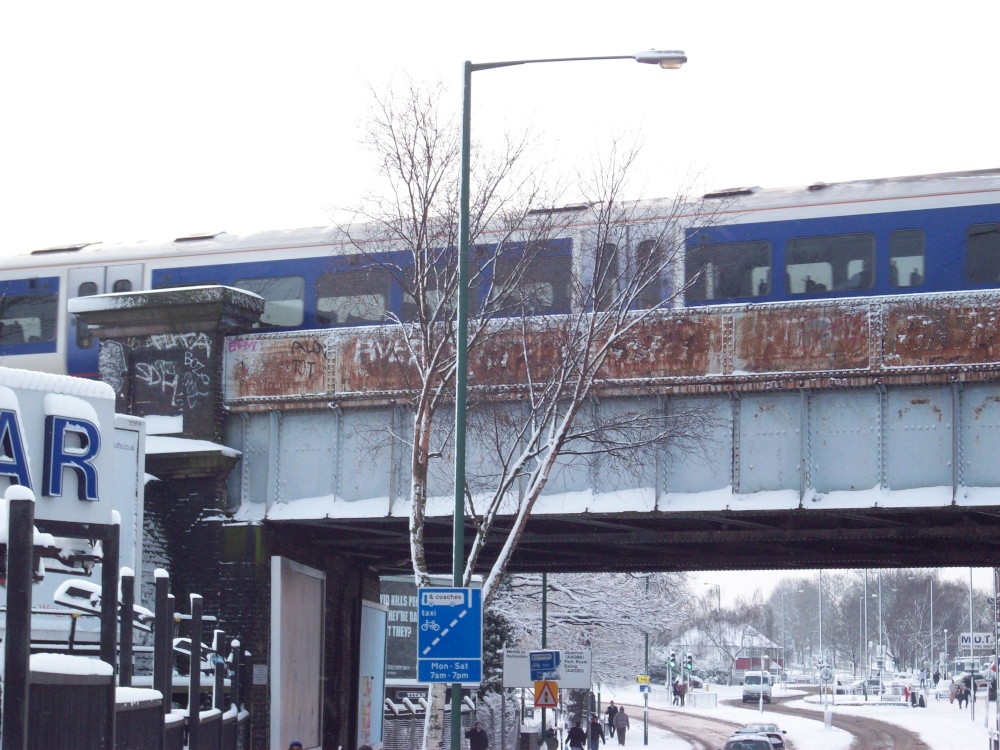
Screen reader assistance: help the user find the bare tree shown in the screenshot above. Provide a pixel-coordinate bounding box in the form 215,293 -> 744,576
344,79 -> 715,748
492,573 -> 692,684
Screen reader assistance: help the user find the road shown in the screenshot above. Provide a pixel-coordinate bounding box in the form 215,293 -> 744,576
623,692 -> 928,750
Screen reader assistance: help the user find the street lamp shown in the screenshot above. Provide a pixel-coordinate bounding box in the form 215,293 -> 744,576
944,629 -> 949,675
452,49 -> 686,750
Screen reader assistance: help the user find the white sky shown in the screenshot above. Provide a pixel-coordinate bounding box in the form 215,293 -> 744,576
693,568 -> 997,608
2,1 -> 998,255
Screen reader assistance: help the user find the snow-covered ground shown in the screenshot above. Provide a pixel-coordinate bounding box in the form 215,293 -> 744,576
599,683 -> 994,750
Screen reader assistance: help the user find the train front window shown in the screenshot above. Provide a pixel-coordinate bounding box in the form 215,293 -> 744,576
786,232 -> 874,294
965,223 -> 1000,284
0,293 -> 58,346
234,276 -> 305,328
684,240 -> 771,302
889,229 -> 925,287
316,267 -> 389,325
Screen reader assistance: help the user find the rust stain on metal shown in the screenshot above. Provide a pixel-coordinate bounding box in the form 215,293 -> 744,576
885,302 -> 1000,367
226,333 -> 329,399
600,314 -> 723,380
733,306 -> 870,372
337,329 -> 420,393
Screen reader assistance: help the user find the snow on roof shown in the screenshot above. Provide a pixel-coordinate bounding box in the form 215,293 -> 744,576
145,435 -> 240,458
0,366 -> 114,401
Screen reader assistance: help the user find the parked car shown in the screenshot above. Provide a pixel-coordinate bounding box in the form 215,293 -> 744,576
850,677 -> 884,695
733,723 -> 786,749
719,735 -> 774,750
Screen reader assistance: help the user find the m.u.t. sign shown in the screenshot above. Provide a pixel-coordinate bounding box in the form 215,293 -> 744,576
0,368 -> 116,525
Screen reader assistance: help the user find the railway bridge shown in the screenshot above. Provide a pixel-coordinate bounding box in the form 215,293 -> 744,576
77,287 -> 1000,575
204,290 -> 1000,575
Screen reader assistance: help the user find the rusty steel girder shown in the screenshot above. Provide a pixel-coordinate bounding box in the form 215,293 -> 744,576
223,292 -> 1000,407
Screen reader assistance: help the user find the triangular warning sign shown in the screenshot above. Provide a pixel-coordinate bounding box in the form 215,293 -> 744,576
534,680 -> 558,708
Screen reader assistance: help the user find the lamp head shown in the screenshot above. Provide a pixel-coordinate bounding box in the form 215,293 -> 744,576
633,49 -> 687,69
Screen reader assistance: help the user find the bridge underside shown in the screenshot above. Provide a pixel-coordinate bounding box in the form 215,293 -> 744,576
272,502 -> 1000,575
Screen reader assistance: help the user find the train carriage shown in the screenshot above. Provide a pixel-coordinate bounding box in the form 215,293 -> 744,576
2,168 -> 999,378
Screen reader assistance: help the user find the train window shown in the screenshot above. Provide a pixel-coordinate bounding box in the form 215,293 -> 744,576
491,250 -> 572,316
889,229 -> 925,287
965,223 -> 1000,284
316,267 -> 389,325
401,272 -> 452,322
786,233 -> 874,294
112,279 -> 133,293
0,293 -> 58,345
594,243 -> 619,311
632,239 -> 665,310
234,276 -> 305,328
684,240 -> 771,301
76,281 -> 99,348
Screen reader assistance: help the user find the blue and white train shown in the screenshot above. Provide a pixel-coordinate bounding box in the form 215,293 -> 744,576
2,168 -> 999,378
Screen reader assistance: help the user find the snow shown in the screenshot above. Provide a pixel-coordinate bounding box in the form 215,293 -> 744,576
236,481 -> 998,523
154,568 -> 169,579
30,653 -> 113,676
43,392 -> 100,425
0,366 -> 114,401
145,435 -> 240,458
144,415 -> 183,435
5,485 -> 35,503
116,687 -> 162,705
598,683 -> 991,750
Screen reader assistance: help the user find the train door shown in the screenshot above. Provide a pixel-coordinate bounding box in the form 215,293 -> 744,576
67,264 -> 143,377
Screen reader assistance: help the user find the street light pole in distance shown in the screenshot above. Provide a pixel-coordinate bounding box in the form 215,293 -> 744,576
452,49 -> 686,750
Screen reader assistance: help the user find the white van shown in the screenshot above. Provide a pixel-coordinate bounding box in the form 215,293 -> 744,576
742,670 -> 773,703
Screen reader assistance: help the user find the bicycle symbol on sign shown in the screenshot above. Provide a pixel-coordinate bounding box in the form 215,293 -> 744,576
421,621 -> 441,632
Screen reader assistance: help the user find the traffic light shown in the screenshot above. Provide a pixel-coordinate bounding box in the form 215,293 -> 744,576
685,654 -> 693,672
669,651 -> 677,669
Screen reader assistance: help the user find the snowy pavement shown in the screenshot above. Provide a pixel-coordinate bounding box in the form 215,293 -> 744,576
598,683 -> 994,750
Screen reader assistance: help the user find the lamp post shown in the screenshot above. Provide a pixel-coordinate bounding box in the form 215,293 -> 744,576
705,582 -> 721,614
452,49 -> 686,750
944,629 -> 949,676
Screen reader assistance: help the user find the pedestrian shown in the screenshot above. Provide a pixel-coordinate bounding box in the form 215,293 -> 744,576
678,680 -> 687,707
567,720 -> 587,749
542,727 -> 558,750
957,684 -> 969,709
605,702 -> 618,738
613,707 -> 629,745
288,742 -> 303,750
466,721 -> 489,750
933,669 -> 941,685
919,669 -> 926,688
588,715 -> 605,750
949,680 -> 958,704
671,680 -> 680,706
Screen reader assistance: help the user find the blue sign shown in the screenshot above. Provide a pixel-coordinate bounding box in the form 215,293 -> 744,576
639,684 -> 651,694
529,650 -> 560,681
417,587 -> 482,684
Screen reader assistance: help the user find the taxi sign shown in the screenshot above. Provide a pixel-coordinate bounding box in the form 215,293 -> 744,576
534,680 -> 558,708
637,674 -> 651,684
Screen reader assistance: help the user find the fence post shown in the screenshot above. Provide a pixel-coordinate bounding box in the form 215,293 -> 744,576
166,594 -> 177,710
101,518 -> 121,750
214,629 -> 226,712
120,567 -> 135,687
2,487 -> 36,750
189,594 -> 204,750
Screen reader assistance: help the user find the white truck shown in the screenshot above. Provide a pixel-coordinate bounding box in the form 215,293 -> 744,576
742,670 -> 773,703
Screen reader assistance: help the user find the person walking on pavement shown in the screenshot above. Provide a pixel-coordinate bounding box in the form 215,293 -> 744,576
466,721 -> 489,750
678,680 -> 687,706
613,707 -> 629,745
588,715 -> 605,750
542,727 -> 558,750
671,680 -> 680,706
605,702 -> 618,738
567,720 -> 587,749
